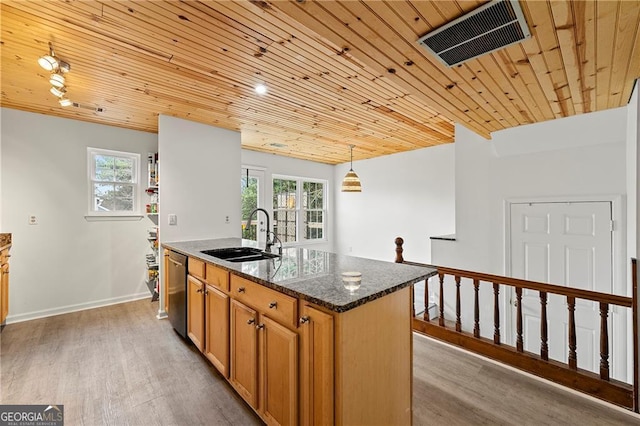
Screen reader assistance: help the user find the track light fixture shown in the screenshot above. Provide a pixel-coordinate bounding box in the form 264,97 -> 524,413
38,42 -> 72,106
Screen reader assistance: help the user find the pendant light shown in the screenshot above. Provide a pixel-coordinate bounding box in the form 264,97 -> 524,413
341,145 -> 362,192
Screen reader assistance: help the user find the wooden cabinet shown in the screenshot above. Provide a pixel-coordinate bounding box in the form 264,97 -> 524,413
204,284 -> 229,377
230,299 -> 259,408
163,249 -> 170,314
187,275 -> 205,351
179,253 -> 412,426
299,304 -> 334,426
260,316 -> 298,426
230,298 -> 298,426
1,247 -> 10,325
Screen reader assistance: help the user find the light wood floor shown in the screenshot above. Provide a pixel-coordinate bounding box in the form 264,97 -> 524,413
1,299 -> 639,425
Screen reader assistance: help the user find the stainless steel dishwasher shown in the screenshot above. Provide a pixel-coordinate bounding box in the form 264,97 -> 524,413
167,250 -> 187,338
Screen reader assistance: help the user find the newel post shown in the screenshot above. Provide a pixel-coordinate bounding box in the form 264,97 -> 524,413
395,237 -> 404,263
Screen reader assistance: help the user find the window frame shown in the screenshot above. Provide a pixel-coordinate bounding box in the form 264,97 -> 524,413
272,174 -> 328,246
87,147 -> 141,217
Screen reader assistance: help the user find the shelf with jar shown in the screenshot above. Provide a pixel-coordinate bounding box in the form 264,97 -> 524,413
145,152 -> 160,301
145,227 -> 159,301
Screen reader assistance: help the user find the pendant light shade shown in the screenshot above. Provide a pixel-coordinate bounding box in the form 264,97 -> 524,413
341,145 -> 362,192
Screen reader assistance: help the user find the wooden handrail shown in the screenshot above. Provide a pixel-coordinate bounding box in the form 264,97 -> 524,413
435,266 -> 632,307
396,237 -> 638,411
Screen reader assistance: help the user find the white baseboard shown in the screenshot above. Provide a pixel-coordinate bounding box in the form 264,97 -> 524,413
5,292 -> 151,324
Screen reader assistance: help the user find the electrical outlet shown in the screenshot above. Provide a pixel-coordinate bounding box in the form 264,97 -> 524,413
28,215 -> 38,225
225,215 -> 230,224
168,214 -> 177,226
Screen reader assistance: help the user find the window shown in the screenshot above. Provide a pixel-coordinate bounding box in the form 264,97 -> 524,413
273,176 -> 327,244
87,148 -> 140,215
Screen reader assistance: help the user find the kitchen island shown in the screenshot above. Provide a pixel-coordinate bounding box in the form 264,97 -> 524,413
163,238 -> 436,426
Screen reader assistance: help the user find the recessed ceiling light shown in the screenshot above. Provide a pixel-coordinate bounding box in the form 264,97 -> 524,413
255,84 -> 267,95
59,98 -> 72,107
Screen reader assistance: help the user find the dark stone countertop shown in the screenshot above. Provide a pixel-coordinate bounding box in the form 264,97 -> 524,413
430,234 -> 456,241
163,238 -> 437,313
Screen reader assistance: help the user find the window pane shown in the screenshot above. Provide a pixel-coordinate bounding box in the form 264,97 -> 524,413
94,183 -> 115,211
303,181 -> 324,209
114,185 -> 134,211
273,179 -> 296,209
114,157 -> 134,182
241,176 -> 258,240
304,210 -> 324,239
274,209 -> 297,243
95,154 -> 115,181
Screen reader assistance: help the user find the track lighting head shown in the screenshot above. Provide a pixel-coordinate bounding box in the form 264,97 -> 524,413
50,86 -> 66,98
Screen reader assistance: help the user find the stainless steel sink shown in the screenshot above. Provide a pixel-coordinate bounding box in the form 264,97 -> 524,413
200,247 -> 279,263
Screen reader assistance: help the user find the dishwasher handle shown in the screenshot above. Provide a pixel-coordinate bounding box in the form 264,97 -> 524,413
169,258 -> 183,267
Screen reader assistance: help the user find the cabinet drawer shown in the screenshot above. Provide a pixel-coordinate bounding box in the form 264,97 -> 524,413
230,275 -> 297,329
206,263 -> 229,291
188,257 -> 205,280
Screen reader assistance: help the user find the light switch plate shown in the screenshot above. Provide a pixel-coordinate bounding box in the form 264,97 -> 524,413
168,214 -> 177,225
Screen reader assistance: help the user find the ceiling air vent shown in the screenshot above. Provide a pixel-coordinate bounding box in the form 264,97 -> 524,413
417,0 -> 530,67
72,102 -> 105,113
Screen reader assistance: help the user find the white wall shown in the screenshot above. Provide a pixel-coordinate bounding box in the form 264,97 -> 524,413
0,108 -> 158,322
434,108 -> 628,276
430,108 -> 629,372
158,115 -> 241,244
334,144 -> 455,263
628,83 -> 638,292
158,116 -> 241,317
241,149 -> 336,252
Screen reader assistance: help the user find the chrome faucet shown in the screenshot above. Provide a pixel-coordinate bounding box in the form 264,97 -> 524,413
246,208 -> 275,253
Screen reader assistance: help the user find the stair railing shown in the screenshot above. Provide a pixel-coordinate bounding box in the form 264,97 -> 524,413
395,237 -> 638,412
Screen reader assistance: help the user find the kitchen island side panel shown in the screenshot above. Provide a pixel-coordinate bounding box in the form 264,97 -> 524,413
334,286 -> 413,426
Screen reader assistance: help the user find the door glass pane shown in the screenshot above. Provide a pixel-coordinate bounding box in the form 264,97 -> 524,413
241,176 -> 259,240
273,179 -> 297,243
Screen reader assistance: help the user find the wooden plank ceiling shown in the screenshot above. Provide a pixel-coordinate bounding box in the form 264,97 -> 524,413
1,1 -> 639,165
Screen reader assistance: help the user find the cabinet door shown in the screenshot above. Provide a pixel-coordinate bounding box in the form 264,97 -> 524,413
230,300 -> 258,409
299,304 -> 334,426
1,262 -> 8,324
259,316 -> 298,426
187,275 -> 205,351
204,285 -> 229,378
163,249 -> 169,314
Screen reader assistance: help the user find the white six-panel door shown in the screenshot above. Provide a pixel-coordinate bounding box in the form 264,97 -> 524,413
509,201 -> 619,375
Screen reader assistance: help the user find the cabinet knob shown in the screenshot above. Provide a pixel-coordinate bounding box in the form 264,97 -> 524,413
247,318 -> 256,325
196,288 -> 203,293
268,301 -> 277,309
299,316 -> 310,324
204,290 -> 209,295
256,324 -> 265,330
238,287 -> 245,293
